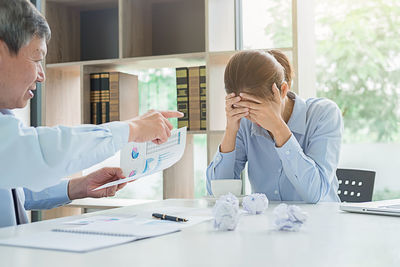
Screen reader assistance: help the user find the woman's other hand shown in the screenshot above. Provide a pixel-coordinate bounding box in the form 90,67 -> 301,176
225,93 -> 249,134
220,93 -> 249,153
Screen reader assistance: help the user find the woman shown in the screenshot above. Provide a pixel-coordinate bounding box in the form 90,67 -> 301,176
206,50 -> 342,203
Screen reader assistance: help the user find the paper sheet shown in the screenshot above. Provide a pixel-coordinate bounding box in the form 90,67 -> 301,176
0,217 -> 181,253
62,215 -> 136,225
58,217 -> 182,238
0,231 -> 136,253
94,127 -> 187,191
0,207 -> 212,253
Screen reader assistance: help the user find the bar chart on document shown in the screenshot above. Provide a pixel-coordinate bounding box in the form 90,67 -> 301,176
94,127 -> 187,191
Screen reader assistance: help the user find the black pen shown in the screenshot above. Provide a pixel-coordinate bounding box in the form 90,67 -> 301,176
152,213 -> 188,222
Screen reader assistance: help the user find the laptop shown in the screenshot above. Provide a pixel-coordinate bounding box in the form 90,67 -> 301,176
340,199 -> 400,216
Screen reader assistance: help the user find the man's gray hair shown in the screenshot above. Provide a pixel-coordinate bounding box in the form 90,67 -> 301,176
0,0 -> 51,55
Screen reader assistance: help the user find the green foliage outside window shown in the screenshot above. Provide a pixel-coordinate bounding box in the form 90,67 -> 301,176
138,68 -> 178,128
265,0 -> 400,200
266,0 -> 400,142
315,0 -> 400,143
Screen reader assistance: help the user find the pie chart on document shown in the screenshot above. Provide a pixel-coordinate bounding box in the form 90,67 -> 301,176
120,142 -> 146,177
131,147 -> 139,159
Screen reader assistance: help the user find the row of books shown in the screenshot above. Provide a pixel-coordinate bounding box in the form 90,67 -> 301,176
176,66 -> 206,131
90,72 -> 138,124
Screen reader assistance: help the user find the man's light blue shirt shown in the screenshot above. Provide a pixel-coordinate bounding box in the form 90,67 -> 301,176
0,110 -> 129,191
0,181 -> 71,228
0,109 -> 130,227
206,93 -> 343,203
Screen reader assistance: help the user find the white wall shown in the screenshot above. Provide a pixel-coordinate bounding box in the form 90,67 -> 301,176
339,144 -> 400,191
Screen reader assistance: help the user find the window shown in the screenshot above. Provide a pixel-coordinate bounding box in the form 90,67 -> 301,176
194,135 -> 207,198
315,0 -> 400,200
242,0 -> 292,50
240,0 -> 295,195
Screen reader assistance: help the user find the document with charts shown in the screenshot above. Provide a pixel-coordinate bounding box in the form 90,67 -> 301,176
94,127 -> 187,191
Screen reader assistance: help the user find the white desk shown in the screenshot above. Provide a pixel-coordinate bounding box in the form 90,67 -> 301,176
67,198 -> 155,213
0,199 -> 399,267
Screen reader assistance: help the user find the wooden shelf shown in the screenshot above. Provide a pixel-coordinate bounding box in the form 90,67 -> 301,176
45,49 -> 293,70
46,52 -> 207,70
121,0 -> 205,58
45,0 -> 206,64
41,0 -> 244,214
43,67 -> 82,126
45,0 -> 119,63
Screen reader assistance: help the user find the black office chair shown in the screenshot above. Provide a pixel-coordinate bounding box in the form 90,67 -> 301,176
336,168 -> 375,202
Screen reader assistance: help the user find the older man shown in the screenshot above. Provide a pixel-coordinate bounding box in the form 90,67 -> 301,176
0,0 -> 183,227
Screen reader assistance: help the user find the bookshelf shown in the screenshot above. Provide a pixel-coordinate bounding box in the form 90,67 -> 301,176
39,0 -> 238,219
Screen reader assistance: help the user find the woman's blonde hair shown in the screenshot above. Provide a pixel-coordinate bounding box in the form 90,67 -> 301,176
224,50 -> 294,99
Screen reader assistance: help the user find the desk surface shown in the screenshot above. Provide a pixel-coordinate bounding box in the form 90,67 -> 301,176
0,199 -> 399,267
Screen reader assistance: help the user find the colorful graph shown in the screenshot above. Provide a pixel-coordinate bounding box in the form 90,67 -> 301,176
131,147 -> 139,159
142,158 -> 155,173
154,152 -> 173,169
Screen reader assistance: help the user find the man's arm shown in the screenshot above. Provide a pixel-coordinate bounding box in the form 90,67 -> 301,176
0,110 -> 182,191
24,167 -> 128,210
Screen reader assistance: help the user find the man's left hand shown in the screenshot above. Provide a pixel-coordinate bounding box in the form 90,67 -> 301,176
68,167 -> 128,200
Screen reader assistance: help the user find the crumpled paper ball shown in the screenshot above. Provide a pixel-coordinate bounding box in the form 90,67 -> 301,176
213,193 -> 240,231
273,203 -> 308,231
242,193 -> 269,215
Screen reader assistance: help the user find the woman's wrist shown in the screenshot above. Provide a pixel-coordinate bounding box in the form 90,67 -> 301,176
272,120 -> 292,147
220,130 -> 237,153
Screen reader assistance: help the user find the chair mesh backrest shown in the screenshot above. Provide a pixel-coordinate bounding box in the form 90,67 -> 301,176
336,168 -> 375,202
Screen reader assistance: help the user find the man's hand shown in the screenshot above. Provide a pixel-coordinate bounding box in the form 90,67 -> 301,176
67,167 -> 127,200
126,110 -> 183,144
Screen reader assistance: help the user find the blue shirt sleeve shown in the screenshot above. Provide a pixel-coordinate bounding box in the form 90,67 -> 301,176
0,113 -> 129,191
275,102 -> 343,203
206,126 -> 247,195
23,180 -> 71,210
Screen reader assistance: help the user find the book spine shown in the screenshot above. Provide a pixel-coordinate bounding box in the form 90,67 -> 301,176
176,67 -> 189,129
90,73 -> 101,125
199,65 -> 207,130
100,73 -> 110,123
109,72 -> 120,122
188,67 -> 201,131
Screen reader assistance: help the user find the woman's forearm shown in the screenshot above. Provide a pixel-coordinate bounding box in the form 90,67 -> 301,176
220,130 -> 238,153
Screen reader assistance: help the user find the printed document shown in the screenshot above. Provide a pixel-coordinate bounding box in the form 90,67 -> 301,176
94,127 -> 186,191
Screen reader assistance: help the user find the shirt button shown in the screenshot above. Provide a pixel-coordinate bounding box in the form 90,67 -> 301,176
274,190 -> 279,195
278,168 -> 281,173
285,151 -> 290,155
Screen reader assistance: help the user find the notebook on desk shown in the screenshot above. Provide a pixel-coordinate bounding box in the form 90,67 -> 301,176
0,207 -> 213,253
0,216 -> 181,253
340,199 -> 400,216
